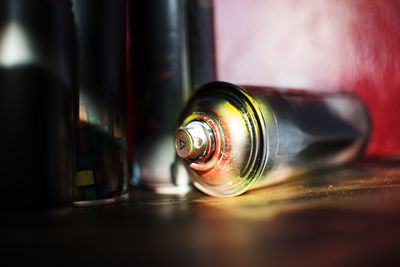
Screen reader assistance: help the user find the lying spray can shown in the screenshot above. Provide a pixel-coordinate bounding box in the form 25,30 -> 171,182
175,82 -> 371,197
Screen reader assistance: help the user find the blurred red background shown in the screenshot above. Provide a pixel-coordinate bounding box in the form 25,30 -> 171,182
214,0 -> 400,157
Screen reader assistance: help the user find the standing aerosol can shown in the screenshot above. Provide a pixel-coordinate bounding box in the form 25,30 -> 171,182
128,0 -> 215,191
175,82 -> 371,197
0,0 -> 76,210
72,0 -> 128,206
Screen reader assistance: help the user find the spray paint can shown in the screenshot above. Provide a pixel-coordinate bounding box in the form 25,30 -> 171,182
128,0 -> 189,189
175,82 -> 371,197
72,0 -> 128,206
186,0 -> 216,90
128,0 -> 215,191
0,0 -> 76,211
170,0 -> 216,190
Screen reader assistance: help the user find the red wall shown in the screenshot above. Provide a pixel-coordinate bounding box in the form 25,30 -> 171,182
214,0 -> 400,157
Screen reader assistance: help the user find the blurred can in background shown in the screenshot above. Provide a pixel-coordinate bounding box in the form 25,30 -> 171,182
72,0 -> 128,206
0,0 -> 76,211
186,0 -> 216,91
175,82 -> 371,197
128,0 -> 215,192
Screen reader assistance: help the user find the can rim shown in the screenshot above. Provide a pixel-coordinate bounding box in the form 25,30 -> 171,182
178,81 -> 274,197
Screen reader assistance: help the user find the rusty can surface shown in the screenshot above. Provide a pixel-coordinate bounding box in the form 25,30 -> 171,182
175,82 -> 371,197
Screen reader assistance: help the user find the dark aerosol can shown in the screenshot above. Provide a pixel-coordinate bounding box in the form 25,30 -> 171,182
128,0 -> 215,191
128,0 -> 189,189
0,0 -> 76,211
72,0 -> 128,206
186,0 -> 216,90
175,82 -> 371,197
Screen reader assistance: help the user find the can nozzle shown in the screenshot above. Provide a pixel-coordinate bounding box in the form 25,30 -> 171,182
175,121 -> 213,160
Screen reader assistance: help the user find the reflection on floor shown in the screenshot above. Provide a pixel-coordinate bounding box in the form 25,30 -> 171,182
2,158 -> 400,266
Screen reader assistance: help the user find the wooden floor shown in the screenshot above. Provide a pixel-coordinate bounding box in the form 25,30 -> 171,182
2,159 -> 400,266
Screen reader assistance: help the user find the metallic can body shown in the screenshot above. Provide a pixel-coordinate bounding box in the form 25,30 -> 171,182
72,0 -> 128,206
0,0 -> 76,210
128,0 -> 216,190
186,0 -> 216,90
128,0 -> 189,188
176,82 -> 371,197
